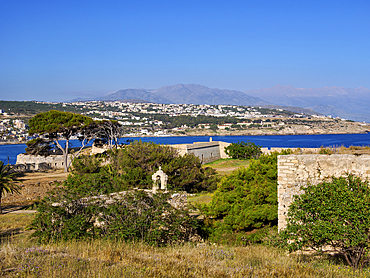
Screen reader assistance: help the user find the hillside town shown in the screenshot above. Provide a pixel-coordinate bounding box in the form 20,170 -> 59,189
0,100 -> 369,143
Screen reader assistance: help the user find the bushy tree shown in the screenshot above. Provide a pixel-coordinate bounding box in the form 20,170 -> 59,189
28,110 -> 94,172
65,155 -> 126,197
202,152 -> 280,243
225,141 -> 261,159
163,154 -> 217,192
94,120 -> 122,149
25,138 -> 54,156
280,175 -> 370,269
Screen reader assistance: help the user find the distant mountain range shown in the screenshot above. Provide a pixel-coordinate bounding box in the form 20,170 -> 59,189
245,85 -> 370,122
70,84 -> 370,122
96,84 -> 268,106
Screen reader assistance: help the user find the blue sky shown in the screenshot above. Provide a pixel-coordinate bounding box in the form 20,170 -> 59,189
0,0 -> 369,101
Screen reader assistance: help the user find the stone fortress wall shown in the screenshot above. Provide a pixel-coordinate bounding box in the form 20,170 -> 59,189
277,154 -> 370,231
172,141 -> 224,164
15,154 -> 72,171
16,139 -> 323,170
17,139 -> 231,168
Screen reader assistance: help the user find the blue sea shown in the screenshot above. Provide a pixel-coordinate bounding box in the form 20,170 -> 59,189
1,133 -> 370,165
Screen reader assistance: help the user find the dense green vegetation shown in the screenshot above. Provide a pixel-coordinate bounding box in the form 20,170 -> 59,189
104,141 -> 217,192
281,175 -> 370,269
225,140 -> 262,159
30,189 -> 199,246
201,152 -> 283,244
29,141 -> 216,245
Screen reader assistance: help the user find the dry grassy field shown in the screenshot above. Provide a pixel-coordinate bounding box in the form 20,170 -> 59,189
1,213 -> 370,278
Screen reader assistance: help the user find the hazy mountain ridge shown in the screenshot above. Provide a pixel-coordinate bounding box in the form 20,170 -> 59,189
100,89 -> 172,104
93,84 -> 268,106
245,85 -> 370,122
152,84 -> 267,106
69,84 -> 370,122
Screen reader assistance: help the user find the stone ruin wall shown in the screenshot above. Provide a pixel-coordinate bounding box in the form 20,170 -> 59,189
278,154 -> 370,231
16,141 -> 322,172
16,154 -> 72,171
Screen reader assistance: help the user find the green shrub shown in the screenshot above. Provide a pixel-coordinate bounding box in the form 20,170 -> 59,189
318,146 -> 334,154
225,141 -> 261,160
201,152 -> 281,244
280,175 -> 370,269
71,154 -> 102,174
107,141 -> 217,193
30,188 -> 200,246
69,141 -> 217,194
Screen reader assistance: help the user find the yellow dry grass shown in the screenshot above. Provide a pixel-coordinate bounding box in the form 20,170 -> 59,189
1,212 -> 370,277
1,238 -> 370,277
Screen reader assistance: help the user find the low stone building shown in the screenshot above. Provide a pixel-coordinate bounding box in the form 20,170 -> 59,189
171,138 -> 231,164
16,153 -> 72,171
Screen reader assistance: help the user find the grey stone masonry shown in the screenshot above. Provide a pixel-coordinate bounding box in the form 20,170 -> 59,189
278,154 -> 370,231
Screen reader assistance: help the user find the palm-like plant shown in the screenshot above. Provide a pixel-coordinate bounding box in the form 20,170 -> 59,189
0,161 -> 21,214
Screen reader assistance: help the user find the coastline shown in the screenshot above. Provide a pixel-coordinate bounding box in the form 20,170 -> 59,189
122,129 -> 370,138
0,141 -> 26,146
0,129 -> 369,146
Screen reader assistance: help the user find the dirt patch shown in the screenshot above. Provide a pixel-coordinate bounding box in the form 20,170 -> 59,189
15,169 -> 68,182
2,170 -> 68,205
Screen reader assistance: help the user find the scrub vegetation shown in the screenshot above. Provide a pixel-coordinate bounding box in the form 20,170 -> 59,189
2,141 -> 370,276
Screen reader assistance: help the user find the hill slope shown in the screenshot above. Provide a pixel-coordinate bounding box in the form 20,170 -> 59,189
152,84 -> 267,106
246,85 -> 370,122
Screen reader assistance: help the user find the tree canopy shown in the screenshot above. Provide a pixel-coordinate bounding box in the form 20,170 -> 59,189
28,110 -> 94,172
201,152 -> 284,244
225,141 -> 262,160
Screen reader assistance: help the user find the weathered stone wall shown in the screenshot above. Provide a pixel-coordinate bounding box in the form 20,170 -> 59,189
16,154 -> 72,170
267,147 -> 321,154
186,142 -> 221,163
172,141 -> 231,163
218,141 -> 231,159
11,162 -> 52,172
278,154 -> 370,231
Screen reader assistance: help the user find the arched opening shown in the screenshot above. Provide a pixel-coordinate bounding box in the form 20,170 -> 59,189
156,175 -> 161,189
